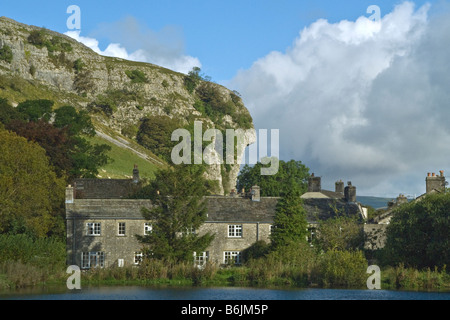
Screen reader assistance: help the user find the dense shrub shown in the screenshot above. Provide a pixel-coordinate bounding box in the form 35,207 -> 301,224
125,69 -> 148,83
136,115 -> 182,161
313,249 -> 367,288
383,192 -> 450,269
0,45 -> 13,63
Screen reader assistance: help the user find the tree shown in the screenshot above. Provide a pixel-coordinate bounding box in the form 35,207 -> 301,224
136,165 -> 214,262
237,160 -> 310,196
68,136 -> 111,179
6,119 -> 72,178
270,187 -> 309,250
184,67 -> 202,93
53,105 -> 95,136
0,129 -> 66,238
136,115 -> 182,162
383,193 -> 450,269
0,98 -> 26,124
16,99 -> 54,122
314,215 -> 365,252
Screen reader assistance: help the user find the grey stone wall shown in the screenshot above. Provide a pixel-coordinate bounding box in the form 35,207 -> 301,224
66,197 -> 275,267
364,224 -> 388,250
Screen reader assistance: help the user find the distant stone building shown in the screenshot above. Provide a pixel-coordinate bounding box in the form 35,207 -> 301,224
364,170 -> 446,250
65,168 -> 366,269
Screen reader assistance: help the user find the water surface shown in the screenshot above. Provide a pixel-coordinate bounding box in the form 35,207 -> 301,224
1,286 -> 449,300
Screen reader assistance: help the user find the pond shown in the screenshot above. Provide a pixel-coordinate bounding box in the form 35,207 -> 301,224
1,285 -> 449,300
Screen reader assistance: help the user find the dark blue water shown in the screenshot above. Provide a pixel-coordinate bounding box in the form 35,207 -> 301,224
1,286 -> 449,300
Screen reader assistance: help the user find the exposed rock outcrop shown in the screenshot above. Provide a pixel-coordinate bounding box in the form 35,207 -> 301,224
0,17 -> 255,194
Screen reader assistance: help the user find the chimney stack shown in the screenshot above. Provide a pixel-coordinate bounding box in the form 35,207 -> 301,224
251,185 -> 260,202
133,164 -> 140,183
308,173 -> 322,192
65,185 -> 74,204
426,170 -> 445,194
335,180 -> 344,194
344,181 -> 356,202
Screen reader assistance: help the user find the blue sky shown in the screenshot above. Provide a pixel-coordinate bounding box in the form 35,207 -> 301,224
2,1 -> 450,197
0,0 -> 436,81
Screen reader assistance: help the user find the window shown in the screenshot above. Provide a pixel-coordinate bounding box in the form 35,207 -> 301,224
144,223 -> 152,235
185,226 -> 196,235
224,251 -> 241,265
270,225 -> 275,234
118,222 -> 126,236
81,252 -> 104,269
194,251 -> 208,267
134,252 -> 143,265
307,227 -> 316,245
228,225 -> 242,238
86,222 -> 101,236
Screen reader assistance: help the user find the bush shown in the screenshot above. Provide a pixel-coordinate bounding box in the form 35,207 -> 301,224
0,234 -> 66,271
28,30 -> 72,53
121,124 -> 138,139
73,58 -> 85,72
136,115 -> 182,161
74,70 -> 95,95
125,69 -> 148,83
0,45 -> 13,63
383,193 -> 450,269
313,250 -> 367,288
27,30 -> 45,46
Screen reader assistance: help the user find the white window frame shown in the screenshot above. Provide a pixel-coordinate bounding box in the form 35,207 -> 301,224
118,222 -> 126,236
193,251 -> 208,267
144,223 -> 152,235
224,251 -> 241,265
81,251 -> 104,269
86,222 -> 101,236
185,226 -> 196,235
134,252 -> 143,265
228,224 -> 242,238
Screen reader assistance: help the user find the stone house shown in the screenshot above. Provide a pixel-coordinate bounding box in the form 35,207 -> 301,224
65,168 -> 365,269
364,170 -> 446,250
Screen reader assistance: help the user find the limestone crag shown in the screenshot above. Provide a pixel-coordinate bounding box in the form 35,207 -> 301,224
0,17 -> 255,194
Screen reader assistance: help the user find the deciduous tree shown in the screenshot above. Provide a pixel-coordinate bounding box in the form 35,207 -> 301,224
0,129 -> 65,238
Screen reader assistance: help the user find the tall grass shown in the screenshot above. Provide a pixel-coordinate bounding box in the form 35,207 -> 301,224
81,259 -> 219,286
382,264 -> 450,291
0,234 -> 66,289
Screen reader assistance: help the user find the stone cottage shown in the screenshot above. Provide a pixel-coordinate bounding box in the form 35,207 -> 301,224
364,170 -> 446,250
65,168 -> 365,269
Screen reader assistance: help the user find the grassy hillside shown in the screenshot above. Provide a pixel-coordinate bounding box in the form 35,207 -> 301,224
87,135 -> 163,180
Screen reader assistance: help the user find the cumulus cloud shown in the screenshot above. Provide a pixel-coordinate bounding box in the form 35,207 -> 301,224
231,2 -> 450,197
65,16 -> 201,74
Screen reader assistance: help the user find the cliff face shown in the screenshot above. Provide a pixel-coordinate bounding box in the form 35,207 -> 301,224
0,17 -> 255,194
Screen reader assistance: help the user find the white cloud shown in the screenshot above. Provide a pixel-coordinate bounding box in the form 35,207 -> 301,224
231,1 -> 450,197
65,17 -> 201,74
